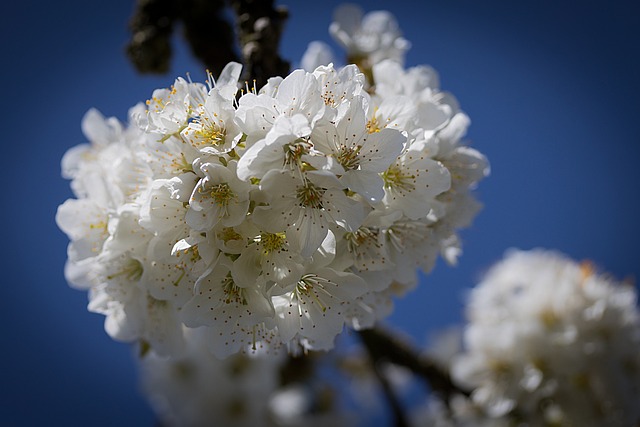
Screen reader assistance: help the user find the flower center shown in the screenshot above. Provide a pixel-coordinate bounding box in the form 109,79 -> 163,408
336,145 -> 361,170
295,274 -> 335,312
260,232 -> 287,254
170,152 -> 193,173
382,165 -> 415,191
366,116 -> 382,133
296,182 -> 325,209
218,227 -> 243,243
192,117 -> 226,147
284,138 -> 312,169
344,227 -> 380,253
205,182 -> 235,206
106,258 -> 144,282
222,275 -> 248,305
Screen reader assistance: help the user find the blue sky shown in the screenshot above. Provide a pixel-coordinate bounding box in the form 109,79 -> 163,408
1,0 -> 639,425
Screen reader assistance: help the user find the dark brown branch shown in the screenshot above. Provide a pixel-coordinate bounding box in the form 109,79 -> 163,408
126,0 -> 179,73
228,0 -> 290,89
180,0 -> 240,76
358,327 -> 469,403
126,0 -> 239,76
366,356 -> 410,427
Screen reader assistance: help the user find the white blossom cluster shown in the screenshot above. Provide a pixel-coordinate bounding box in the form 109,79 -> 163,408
445,249 -> 640,427
57,9 -> 486,360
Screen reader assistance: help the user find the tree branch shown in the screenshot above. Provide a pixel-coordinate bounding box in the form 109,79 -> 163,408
126,0 -> 179,73
228,0 -> 290,89
366,356 -> 410,427
180,0 -> 239,76
126,0 -> 239,76
358,327 -> 469,403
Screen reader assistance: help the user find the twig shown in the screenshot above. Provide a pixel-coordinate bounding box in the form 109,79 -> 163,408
358,327 -> 469,403
366,356 -> 410,427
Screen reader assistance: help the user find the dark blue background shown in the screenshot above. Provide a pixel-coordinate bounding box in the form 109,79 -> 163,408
1,1 -> 638,425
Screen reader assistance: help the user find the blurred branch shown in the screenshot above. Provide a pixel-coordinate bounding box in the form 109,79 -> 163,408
366,356 -> 410,427
228,0 -> 290,88
126,0 -> 239,76
180,0 -> 239,75
358,328 -> 469,404
126,0 -> 289,85
126,0 -> 179,73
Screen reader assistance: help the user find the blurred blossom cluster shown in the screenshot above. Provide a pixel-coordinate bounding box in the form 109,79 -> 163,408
414,249 -> 640,427
140,329 -> 353,427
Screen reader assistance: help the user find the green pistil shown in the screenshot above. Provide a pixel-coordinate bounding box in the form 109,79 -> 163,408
173,268 -> 186,286
159,124 -> 188,143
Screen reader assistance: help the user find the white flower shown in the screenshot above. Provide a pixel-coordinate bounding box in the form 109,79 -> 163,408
186,160 -> 252,231
372,60 -> 454,137
145,77 -> 207,136
340,225 -> 392,274
232,231 -> 305,290
381,141 -> 451,220
252,169 -> 366,257
235,68 -> 325,144
312,96 -> 406,202
56,198 -> 110,287
329,4 -> 410,67
145,61 -> 241,151
88,206 -> 185,356
181,88 -> 242,155
180,257 -> 275,358
452,249 -> 640,426
236,114 -> 313,181
139,180 -> 192,262
301,41 -> 335,72
270,232 -> 368,351
312,64 -> 366,109
344,287 -> 395,331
